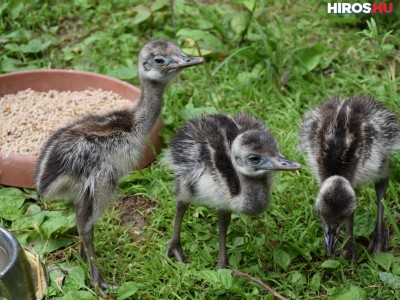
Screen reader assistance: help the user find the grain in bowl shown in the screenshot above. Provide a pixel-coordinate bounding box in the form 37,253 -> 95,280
1,88 -> 134,156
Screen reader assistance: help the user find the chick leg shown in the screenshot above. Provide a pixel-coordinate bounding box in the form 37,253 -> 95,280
75,197 -> 116,297
79,242 -> 87,262
216,210 -> 231,270
368,178 -> 389,255
166,200 -> 190,262
343,213 -> 357,262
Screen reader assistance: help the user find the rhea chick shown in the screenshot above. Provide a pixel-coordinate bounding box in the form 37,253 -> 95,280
35,40 -> 203,296
300,95 -> 400,260
166,113 -> 301,269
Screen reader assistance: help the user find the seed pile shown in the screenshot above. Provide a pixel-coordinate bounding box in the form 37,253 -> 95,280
1,88 -> 134,156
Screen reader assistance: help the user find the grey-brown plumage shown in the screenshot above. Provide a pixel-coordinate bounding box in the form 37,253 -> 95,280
300,95 -> 400,260
35,40 -> 203,296
166,113 -> 301,269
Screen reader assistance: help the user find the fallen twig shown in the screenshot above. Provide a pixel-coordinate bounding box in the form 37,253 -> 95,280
47,241 -> 80,264
232,269 -> 288,300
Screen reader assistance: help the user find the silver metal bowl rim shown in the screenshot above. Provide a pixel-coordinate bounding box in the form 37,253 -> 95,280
0,226 -> 19,277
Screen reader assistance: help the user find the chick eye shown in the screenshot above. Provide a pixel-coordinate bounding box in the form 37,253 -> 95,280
154,56 -> 166,65
248,156 -> 262,165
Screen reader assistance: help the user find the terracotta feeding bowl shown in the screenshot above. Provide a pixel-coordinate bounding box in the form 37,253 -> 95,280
0,69 -> 162,188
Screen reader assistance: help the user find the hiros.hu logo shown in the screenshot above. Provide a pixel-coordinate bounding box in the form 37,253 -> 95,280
327,2 -> 393,14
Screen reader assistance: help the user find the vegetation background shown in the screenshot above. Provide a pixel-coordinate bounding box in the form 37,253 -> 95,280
0,0 -> 399,299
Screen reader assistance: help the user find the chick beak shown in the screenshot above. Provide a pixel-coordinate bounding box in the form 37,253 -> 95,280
324,225 -> 339,257
168,55 -> 204,69
259,155 -> 302,171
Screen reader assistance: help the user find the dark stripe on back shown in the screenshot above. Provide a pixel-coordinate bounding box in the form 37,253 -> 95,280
209,115 -> 241,197
318,99 -> 362,181
171,114 -> 242,197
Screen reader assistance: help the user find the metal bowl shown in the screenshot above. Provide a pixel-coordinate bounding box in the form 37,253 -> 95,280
0,226 -> 36,300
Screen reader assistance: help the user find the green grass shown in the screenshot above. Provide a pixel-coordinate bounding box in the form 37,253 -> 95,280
1,0 -> 400,299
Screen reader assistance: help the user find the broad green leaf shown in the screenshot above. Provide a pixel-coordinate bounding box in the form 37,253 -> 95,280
63,265 -> 86,291
151,0 -> 168,12
273,182 -> 287,193
32,236 -> 76,254
58,291 -> 93,300
196,231 -> 212,241
180,47 -> 213,57
41,211 -> 76,238
293,43 -> 326,74
198,270 -> 219,285
61,47 -> 76,61
3,29 -> 32,41
181,107 -> 219,120
198,269 -> 241,292
310,273 -> 321,291
196,19 -> 213,30
12,211 -> 47,230
4,43 -> 20,53
20,39 -> 44,53
0,2 -> 8,15
231,237 -> 244,247
374,252 -> 394,271
218,269 -> 235,289
1,56 -> 38,73
379,272 -> 400,289
291,271 -> 306,286
173,0 -> 185,15
273,248 -> 291,270
243,0 -> 256,11
40,34 -> 58,48
176,29 -> 224,52
392,262 -> 400,275
132,5 -> 151,25
25,204 -> 41,215
0,188 -> 25,202
48,267 -> 66,288
331,285 -> 367,300
382,43 -> 394,51
325,286 -> 338,295
321,259 -> 341,269
81,31 -> 106,46
107,66 -> 136,80
354,209 -> 375,237
9,2 -> 24,20
228,251 -> 241,268
117,281 -> 139,299
14,232 -> 30,245
0,188 -> 26,221
231,12 -> 248,36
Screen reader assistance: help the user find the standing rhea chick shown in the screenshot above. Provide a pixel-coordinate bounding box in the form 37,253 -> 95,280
35,40 -> 203,296
300,95 -> 400,261
166,113 -> 301,269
